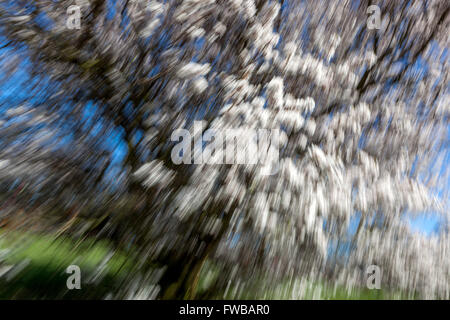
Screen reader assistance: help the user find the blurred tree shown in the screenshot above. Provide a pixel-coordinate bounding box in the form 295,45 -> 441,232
0,0 -> 448,299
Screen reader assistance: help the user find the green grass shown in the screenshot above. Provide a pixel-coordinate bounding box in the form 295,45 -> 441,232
198,263 -> 411,300
218,277 -> 409,300
0,231 -> 134,299
0,231 -> 414,300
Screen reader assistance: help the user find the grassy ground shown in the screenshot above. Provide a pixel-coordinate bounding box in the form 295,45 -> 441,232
0,231 -> 411,299
202,269 -> 407,300
218,278 -> 407,299
0,230 -> 133,299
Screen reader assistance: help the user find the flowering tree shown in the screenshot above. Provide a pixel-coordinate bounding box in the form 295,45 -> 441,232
0,0 -> 448,299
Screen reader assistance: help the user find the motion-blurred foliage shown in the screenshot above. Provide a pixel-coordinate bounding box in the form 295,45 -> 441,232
0,0 -> 448,299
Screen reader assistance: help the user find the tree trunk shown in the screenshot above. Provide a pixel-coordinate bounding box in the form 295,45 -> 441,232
159,209 -> 233,299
